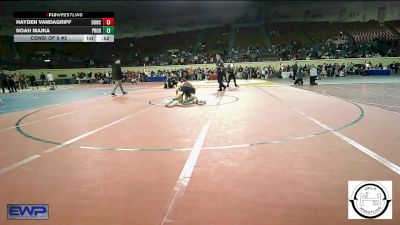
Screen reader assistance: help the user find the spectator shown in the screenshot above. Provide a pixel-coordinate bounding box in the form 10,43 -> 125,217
19,74 -> 27,89
309,65 -> 318,85
292,62 -> 298,80
294,69 -> 304,85
0,70 -> 9,93
29,74 -> 38,90
47,72 -> 57,89
8,74 -> 17,92
40,72 -> 47,88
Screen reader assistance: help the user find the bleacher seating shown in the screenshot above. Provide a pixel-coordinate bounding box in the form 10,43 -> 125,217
267,22 -> 310,46
2,20 -> 400,69
338,21 -> 397,43
385,20 -> 400,36
200,26 -> 230,54
301,22 -> 341,42
164,31 -> 197,51
235,27 -> 267,48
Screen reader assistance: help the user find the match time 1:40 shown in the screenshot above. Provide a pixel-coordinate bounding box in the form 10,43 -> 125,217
91,27 -> 114,34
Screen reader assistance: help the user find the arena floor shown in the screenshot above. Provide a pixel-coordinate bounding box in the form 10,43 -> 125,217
0,76 -> 399,225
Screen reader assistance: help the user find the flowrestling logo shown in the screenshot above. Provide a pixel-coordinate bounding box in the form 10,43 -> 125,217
7,204 -> 49,220
348,181 -> 392,219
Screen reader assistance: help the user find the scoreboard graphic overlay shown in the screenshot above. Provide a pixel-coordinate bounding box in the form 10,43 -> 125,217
14,12 -> 114,42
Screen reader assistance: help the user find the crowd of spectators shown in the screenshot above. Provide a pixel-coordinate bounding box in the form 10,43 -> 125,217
0,72 -> 41,93
73,60 -> 400,85
148,49 -> 217,66
139,29 -> 398,67
126,22 -> 400,67
2,20 -> 400,70
1,59 -> 399,94
278,60 -> 400,78
2,20 -> 400,90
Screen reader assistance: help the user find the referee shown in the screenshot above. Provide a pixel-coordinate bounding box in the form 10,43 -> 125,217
110,59 -> 127,96
215,54 -> 226,91
226,63 -> 238,88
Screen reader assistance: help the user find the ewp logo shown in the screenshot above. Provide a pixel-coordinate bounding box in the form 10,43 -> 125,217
7,204 -> 49,220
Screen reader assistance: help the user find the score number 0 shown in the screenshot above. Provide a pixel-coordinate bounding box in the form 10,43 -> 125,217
102,18 -> 114,26
102,18 -> 114,35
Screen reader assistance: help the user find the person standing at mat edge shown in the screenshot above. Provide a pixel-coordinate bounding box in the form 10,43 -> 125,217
309,65 -> 318,85
0,69 -> 9,93
215,54 -> 226,92
226,63 -> 238,88
111,59 -> 127,96
292,62 -> 298,80
47,72 -> 57,89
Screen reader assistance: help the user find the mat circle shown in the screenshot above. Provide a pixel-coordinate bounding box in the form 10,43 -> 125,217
15,89 -> 364,152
